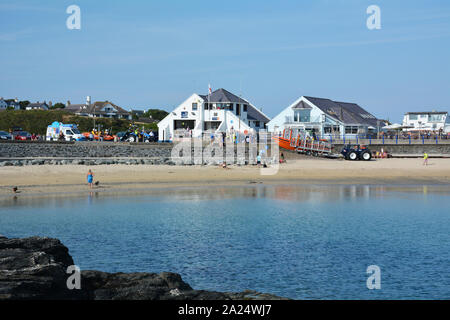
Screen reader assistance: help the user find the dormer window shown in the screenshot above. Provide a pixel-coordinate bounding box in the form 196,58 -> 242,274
192,103 -> 198,111
243,104 -> 248,112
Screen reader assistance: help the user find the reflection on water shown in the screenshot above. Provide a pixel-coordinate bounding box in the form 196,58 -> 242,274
1,183 -> 450,299
2,184 -> 450,208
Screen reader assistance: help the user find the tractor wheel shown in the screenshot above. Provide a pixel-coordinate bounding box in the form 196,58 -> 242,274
361,151 -> 372,161
349,152 -> 358,160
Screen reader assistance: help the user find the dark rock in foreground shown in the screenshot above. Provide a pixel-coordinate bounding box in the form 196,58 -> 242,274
0,236 -> 287,300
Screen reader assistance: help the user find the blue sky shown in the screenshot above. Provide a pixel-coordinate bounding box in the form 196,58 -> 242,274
1,0 -> 449,122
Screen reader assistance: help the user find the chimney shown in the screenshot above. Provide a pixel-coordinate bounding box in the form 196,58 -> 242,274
87,96 -> 91,105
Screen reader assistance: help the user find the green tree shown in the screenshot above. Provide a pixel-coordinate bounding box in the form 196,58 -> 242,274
143,108 -> 169,121
19,101 -> 30,110
50,102 -> 65,109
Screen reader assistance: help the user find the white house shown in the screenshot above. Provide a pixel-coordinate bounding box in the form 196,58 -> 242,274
157,88 -> 270,142
267,96 -> 383,139
26,102 -> 49,110
402,111 -> 450,132
66,97 -> 132,120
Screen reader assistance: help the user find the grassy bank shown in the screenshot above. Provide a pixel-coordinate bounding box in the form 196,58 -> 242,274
0,110 -> 157,134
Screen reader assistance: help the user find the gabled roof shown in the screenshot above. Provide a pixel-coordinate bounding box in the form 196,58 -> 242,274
198,88 -> 269,123
303,96 -> 379,126
247,105 -> 270,122
200,88 -> 250,104
65,104 -> 88,112
88,101 -> 130,115
27,102 -> 48,109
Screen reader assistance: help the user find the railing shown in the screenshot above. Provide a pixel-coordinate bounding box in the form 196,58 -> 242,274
321,134 -> 450,145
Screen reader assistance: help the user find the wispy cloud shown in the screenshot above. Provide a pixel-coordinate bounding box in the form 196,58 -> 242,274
0,3 -> 58,12
0,28 -> 35,41
265,32 -> 450,52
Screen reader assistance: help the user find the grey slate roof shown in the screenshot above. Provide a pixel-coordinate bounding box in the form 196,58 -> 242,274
66,101 -> 130,115
65,104 -> 88,113
87,101 -> 130,115
303,96 -> 379,126
27,102 -> 48,109
199,88 -> 269,123
200,88 -> 250,104
247,105 -> 270,122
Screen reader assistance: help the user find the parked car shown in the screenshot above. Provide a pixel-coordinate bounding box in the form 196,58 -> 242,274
13,131 -> 32,141
0,131 -> 12,140
341,144 -> 372,161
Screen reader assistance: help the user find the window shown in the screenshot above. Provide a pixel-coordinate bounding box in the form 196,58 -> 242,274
324,126 -> 332,134
229,104 -> 234,111
243,104 -> 248,112
345,126 -> 358,134
192,103 -> 197,111
409,114 -> 418,120
255,121 -> 260,127
430,114 -> 442,122
236,104 -> 240,116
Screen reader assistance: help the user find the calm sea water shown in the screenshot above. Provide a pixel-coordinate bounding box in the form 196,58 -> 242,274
1,184 -> 449,299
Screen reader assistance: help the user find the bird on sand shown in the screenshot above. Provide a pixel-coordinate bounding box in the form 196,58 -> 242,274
12,186 -> 18,193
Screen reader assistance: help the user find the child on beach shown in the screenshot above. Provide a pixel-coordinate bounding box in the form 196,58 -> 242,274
423,153 -> 429,166
87,170 -> 94,188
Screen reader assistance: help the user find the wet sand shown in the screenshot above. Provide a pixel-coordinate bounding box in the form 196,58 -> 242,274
1,158 -> 450,197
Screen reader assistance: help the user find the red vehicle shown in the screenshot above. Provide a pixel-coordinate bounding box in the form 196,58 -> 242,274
13,131 -> 32,141
82,131 -> 116,141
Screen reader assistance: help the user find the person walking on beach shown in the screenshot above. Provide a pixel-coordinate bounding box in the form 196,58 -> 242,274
87,170 -> 94,189
423,152 -> 429,166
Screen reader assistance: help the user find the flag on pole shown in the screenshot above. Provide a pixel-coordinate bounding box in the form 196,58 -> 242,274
208,84 -> 212,94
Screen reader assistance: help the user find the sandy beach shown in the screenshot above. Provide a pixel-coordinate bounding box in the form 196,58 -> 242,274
1,158 -> 450,197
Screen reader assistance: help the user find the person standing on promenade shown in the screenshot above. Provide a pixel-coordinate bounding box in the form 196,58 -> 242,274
87,170 -> 94,189
423,152 -> 429,166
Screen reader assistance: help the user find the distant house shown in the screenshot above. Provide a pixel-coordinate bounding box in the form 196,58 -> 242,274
402,111 -> 450,132
267,96 -> 384,139
130,109 -> 145,117
0,97 -> 20,110
157,88 -> 270,142
65,97 -> 131,120
26,102 -> 49,110
0,98 -> 8,110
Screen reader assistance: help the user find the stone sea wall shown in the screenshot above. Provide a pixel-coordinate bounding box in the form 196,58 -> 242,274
0,141 -> 275,166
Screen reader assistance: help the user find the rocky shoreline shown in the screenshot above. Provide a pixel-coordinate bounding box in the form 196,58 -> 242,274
0,235 -> 286,300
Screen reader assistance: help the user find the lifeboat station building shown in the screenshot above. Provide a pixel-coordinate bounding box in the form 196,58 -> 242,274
266,96 -> 383,139
158,88 -> 270,142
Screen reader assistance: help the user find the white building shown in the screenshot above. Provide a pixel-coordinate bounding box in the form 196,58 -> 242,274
26,102 -> 49,110
402,111 -> 450,132
267,96 -> 383,139
157,88 -> 270,142
66,97 -> 132,120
